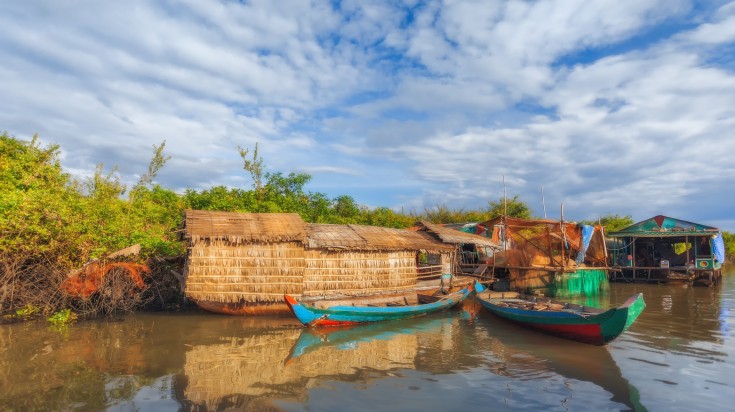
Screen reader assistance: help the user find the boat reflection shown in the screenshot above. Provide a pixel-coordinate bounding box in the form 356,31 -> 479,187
472,306 -> 648,412
286,312 -> 465,363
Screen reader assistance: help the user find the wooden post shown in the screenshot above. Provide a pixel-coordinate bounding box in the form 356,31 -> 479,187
546,226 -> 555,266
559,204 -> 565,270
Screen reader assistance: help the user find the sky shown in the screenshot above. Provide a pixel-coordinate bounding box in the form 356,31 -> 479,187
1,0 -> 735,231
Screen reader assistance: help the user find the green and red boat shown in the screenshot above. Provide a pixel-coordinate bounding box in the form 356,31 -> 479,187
475,283 -> 645,345
284,282 -> 475,327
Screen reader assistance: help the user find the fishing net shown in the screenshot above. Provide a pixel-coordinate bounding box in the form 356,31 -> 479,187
549,269 -> 609,298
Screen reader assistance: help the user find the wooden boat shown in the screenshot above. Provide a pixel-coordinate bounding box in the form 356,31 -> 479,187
474,283 -> 645,345
284,282 -> 475,327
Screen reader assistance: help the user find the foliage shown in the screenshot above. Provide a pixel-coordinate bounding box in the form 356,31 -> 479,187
422,205 -> 488,224
47,308 -> 77,326
580,214 -> 635,233
722,231 -> 735,262
8,304 -> 40,319
486,195 -> 534,219
0,132 -> 184,315
357,206 -> 416,228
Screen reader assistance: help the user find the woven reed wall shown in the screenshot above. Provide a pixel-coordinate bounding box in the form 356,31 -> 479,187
184,329 -> 417,405
185,239 -> 305,303
302,250 -> 418,297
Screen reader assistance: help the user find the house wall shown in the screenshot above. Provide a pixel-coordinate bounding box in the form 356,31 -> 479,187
302,250 -> 418,297
185,239 -> 305,303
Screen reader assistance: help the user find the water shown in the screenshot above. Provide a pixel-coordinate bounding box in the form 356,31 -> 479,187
1,268 -> 734,412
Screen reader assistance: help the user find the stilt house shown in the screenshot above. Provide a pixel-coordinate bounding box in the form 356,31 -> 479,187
607,215 -> 725,284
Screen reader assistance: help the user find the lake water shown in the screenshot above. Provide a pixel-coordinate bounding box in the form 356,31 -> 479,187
1,268 -> 734,411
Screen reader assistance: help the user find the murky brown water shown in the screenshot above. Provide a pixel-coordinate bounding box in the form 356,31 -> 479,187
1,268 -> 734,411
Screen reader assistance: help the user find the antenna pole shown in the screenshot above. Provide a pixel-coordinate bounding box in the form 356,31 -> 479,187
541,185 -> 547,219
503,175 -> 507,217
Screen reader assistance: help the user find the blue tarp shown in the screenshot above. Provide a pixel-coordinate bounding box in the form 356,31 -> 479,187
713,233 -> 726,263
575,225 -> 595,264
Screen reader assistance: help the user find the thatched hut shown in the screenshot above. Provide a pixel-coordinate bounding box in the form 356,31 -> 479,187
182,210 -> 458,315
303,224 -> 456,306
182,210 -> 308,315
413,220 -> 501,278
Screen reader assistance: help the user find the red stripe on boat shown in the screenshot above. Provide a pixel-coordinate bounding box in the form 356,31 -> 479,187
311,319 -> 361,327
526,322 -> 604,345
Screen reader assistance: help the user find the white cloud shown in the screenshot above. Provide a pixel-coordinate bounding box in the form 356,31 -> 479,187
1,0 -> 735,230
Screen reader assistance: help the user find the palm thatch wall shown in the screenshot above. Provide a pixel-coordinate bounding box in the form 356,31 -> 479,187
183,211 -> 307,304
303,224 -> 454,298
185,239 -> 306,303
182,210 -> 458,308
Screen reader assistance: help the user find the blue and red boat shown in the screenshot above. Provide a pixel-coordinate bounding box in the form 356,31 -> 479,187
284,282 -> 475,327
474,283 -> 645,345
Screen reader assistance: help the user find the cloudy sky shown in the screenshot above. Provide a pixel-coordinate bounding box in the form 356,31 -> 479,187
2,0 -> 734,230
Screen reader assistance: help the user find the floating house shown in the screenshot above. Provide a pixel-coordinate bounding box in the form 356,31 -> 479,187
607,215 -> 725,285
301,223 -> 456,307
475,216 -> 609,297
182,210 -> 472,315
183,210 -> 308,315
412,220 -> 501,278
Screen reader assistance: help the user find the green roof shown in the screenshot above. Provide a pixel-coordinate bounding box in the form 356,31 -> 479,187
608,215 -> 719,237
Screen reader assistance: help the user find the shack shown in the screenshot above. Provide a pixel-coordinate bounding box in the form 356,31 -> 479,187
475,216 -> 609,297
412,220 -> 501,279
302,223 -> 455,306
183,210 -> 308,315
182,210 -> 459,315
607,215 -> 726,285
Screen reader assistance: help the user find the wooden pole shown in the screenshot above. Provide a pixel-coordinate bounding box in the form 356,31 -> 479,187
541,185 -> 547,219
560,204 -> 565,269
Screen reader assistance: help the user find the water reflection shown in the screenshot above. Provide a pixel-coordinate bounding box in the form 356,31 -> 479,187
471,309 -> 646,411
0,272 -> 733,411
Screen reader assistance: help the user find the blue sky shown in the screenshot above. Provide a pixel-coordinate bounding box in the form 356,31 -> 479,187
2,0 -> 735,230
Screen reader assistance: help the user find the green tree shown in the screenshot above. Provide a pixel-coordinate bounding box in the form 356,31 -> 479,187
580,214 -> 634,232
486,195 -> 533,219
358,206 -> 416,228
331,195 -> 361,223
722,231 -> 734,262
238,143 -> 265,205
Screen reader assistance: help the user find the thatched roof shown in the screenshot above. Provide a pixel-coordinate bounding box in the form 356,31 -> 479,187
306,223 -> 454,252
183,210 -> 307,244
417,220 -> 500,249
306,224 -> 369,249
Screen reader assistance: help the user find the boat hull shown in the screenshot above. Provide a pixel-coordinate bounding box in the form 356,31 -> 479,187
476,291 -> 645,345
285,283 -> 475,327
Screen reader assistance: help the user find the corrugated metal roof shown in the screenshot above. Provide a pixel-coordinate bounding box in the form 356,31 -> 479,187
608,215 -> 719,237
